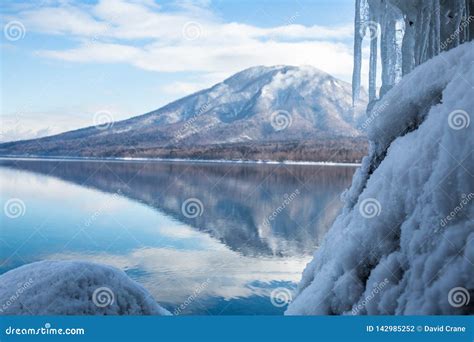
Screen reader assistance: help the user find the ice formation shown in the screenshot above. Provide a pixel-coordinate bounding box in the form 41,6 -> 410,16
353,0 -> 473,105
0,260 -> 170,315
287,41 -> 473,315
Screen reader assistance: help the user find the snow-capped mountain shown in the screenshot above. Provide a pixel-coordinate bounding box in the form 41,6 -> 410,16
0,65 -> 367,158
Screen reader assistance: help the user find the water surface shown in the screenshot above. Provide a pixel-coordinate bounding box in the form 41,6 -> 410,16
0,159 -> 356,314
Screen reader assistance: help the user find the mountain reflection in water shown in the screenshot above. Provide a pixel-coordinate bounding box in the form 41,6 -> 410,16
0,159 -> 356,314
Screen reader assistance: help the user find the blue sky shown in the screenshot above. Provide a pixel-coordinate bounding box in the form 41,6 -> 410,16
1,0 -> 369,142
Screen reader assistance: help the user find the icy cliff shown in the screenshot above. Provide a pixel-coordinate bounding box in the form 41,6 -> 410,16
287,42 -> 473,315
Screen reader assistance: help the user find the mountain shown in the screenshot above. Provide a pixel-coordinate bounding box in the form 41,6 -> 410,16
0,65 -> 368,161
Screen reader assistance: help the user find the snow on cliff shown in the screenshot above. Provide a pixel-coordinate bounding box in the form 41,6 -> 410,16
0,260 -> 170,315
286,42 -> 473,315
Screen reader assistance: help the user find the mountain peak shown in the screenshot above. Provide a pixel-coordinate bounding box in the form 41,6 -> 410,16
0,65 -> 368,159
223,65 -> 329,84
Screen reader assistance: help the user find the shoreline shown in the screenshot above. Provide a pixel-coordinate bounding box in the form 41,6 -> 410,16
0,155 -> 362,167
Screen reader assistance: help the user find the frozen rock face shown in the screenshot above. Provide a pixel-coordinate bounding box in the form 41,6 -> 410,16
0,260 -> 170,315
286,42 -> 473,315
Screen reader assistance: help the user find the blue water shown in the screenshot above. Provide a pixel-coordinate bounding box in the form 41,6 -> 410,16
0,159 -> 356,315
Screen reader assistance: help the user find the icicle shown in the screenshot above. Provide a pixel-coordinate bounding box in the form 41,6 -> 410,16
394,19 -> 404,84
454,0 -> 465,47
351,0 -> 473,104
368,24 -> 378,103
459,0 -> 468,44
419,2 -> 432,64
380,3 -> 403,97
364,0 -> 380,103
352,0 -> 363,106
380,10 -> 390,98
466,0 -> 471,42
433,0 -> 441,55
413,4 -> 425,66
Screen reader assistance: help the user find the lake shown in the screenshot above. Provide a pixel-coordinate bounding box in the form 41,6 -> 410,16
0,158 -> 357,315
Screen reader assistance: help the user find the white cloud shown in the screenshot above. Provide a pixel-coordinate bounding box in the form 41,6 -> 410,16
19,5 -> 108,36
15,0 -> 355,81
47,246 -> 310,304
161,81 -> 208,97
37,42 -> 142,63
39,39 -> 354,80
2,0 -> 373,141
0,105 -> 131,142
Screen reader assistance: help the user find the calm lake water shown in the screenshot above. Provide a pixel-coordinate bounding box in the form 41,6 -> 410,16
0,158 -> 357,315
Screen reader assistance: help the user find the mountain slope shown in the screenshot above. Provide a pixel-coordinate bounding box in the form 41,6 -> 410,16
0,65 -> 368,159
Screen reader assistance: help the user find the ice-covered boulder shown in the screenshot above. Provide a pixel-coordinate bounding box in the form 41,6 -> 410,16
0,260 -> 170,315
287,42 -> 473,315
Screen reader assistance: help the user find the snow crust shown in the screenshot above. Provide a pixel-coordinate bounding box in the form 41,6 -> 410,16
287,42 -> 473,315
0,260 -> 170,315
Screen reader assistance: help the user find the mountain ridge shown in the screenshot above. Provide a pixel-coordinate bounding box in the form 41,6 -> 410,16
0,65 -> 368,162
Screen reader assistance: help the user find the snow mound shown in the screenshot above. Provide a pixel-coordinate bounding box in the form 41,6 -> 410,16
0,260 -> 170,315
286,42 -> 473,315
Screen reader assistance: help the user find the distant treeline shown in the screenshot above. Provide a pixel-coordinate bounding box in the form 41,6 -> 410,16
0,137 -> 368,163
107,138 -> 368,163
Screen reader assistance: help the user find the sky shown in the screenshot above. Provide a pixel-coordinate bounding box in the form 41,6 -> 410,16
0,0 -> 371,142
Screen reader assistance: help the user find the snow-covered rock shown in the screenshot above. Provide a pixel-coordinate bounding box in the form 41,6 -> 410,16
0,260 -> 170,315
286,42 -> 473,315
